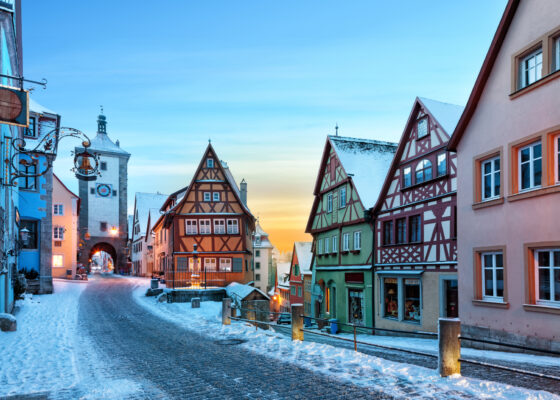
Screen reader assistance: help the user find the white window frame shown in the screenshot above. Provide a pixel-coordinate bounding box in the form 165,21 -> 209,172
203,192 -> 211,202
481,156 -> 501,201
220,258 -> 232,272
481,252 -> 504,302
339,187 -> 346,208
417,117 -> 428,139
518,141 -> 542,191
204,257 -> 217,271
324,237 -> 330,254
207,158 -> 214,168
354,231 -> 361,250
535,249 -> 560,307
332,236 -> 338,253
185,219 -> 198,234
53,226 -> 64,240
213,192 -> 220,202
519,48 -> 543,88
327,193 -> 333,213
555,134 -> 560,184
53,204 -> 64,215
342,233 -> 349,251
213,219 -> 225,234
199,219 -> 211,234
317,239 -> 323,255
52,254 -> 64,268
227,219 -> 239,234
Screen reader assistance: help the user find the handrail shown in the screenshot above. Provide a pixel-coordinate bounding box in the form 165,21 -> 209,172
459,358 -> 560,382
459,336 -> 560,357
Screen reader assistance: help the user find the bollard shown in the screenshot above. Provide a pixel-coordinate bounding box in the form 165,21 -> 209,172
191,297 -> 201,308
438,318 -> 461,377
222,298 -> 231,325
291,304 -> 304,341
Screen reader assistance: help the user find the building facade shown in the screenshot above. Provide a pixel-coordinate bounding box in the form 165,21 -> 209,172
164,144 -> 255,288
288,242 -> 312,312
448,0 -> 560,348
306,136 -> 396,327
18,99 -> 60,294
372,97 -> 463,333
77,113 -> 130,273
252,221 -> 275,294
51,174 -> 79,279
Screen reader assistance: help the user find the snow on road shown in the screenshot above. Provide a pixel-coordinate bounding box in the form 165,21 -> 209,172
133,283 -> 559,400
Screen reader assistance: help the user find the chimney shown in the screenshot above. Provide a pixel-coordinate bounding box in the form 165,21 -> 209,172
240,179 -> 247,206
116,140 -> 120,147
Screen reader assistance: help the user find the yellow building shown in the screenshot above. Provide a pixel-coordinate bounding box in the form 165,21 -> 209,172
52,175 -> 80,278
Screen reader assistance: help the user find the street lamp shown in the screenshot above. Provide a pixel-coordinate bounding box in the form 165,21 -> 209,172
109,226 -> 118,236
193,243 -> 204,289
20,227 -> 30,246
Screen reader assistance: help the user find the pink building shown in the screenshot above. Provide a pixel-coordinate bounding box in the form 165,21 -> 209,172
449,0 -> 560,349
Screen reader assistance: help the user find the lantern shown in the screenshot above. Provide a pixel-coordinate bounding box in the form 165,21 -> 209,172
20,227 -> 30,245
73,141 -> 99,181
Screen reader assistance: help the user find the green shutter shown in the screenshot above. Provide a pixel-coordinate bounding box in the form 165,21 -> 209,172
233,258 -> 243,272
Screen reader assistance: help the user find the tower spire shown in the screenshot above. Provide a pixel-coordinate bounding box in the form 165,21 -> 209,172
97,106 -> 107,134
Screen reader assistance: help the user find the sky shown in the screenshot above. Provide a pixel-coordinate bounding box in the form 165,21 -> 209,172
22,1 -> 508,252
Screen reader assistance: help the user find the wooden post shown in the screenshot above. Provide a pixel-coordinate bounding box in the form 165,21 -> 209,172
222,298 -> 231,325
291,304 -> 304,341
353,324 -> 357,352
438,318 -> 461,377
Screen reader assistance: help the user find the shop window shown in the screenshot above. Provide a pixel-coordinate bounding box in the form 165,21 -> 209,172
383,278 -> 398,319
348,289 -> 365,325
382,276 -> 422,323
21,220 -> 38,249
403,279 -> 421,322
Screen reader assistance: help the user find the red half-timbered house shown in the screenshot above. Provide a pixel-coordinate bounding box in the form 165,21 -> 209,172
163,144 -> 255,288
288,242 -> 312,308
372,97 -> 463,333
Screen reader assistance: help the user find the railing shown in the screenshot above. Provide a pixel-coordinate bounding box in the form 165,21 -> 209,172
165,269 -> 234,289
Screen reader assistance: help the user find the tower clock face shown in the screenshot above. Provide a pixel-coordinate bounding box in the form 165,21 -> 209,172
96,183 -> 112,197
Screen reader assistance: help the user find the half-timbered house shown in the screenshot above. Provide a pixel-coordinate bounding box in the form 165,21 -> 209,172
306,136 -> 397,327
288,242 -> 312,311
372,97 -> 463,333
164,144 -> 255,288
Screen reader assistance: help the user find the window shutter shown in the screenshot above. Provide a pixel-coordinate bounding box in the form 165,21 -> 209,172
232,258 -> 243,272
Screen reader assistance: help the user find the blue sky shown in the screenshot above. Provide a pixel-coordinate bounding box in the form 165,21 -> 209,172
22,1 -> 508,251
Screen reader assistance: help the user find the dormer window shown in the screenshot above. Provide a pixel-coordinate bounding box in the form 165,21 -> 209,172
519,47 -> 542,89
207,158 -> 214,168
417,117 -> 428,139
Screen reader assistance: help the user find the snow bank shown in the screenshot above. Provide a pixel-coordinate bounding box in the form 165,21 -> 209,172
133,283 -> 559,400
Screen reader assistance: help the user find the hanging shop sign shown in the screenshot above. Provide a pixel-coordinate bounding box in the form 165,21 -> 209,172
0,85 -> 29,127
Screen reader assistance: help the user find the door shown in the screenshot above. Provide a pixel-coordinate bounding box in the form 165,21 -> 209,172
348,289 -> 365,325
445,280 -> 458,318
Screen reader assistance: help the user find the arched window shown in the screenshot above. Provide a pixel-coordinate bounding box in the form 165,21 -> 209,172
415,159 -> 432,184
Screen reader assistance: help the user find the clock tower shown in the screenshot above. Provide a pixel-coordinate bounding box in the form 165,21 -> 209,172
76,111 -> 130,273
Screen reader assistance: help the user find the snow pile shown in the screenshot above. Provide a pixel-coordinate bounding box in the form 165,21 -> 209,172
133,284 -> 558,400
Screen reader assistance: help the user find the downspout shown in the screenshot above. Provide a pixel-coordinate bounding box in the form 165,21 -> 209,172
366,208 -> 376,332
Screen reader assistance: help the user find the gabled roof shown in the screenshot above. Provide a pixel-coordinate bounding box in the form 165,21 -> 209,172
160,185 -> 189,212
133,192 -> 168,241
372,97 -> 464,214
276,262 -> 291,289
293,242 -> 313,276
53,174 -> 80,214
448,0 -> 519,150
226,282 -> 270,302
30,98 -> 57,116
254,220 -> 274,248
88,131 -> 130,156
144,208 -> 161,242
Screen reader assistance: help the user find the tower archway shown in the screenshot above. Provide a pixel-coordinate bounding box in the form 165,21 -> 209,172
88,242 -> 117,273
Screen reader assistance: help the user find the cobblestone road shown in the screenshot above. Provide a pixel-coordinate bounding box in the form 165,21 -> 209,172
64,276 -> 395,399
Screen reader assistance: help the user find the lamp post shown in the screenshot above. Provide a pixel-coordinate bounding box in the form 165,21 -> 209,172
193,243 -> 203,289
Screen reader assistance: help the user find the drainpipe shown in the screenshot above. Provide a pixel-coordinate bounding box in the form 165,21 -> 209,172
366,208 -> 376,331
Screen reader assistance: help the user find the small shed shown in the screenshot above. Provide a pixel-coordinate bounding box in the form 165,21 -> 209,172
226,282 -> 269,305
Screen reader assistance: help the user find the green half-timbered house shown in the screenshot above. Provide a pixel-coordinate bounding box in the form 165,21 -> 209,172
306,135 -> 397,327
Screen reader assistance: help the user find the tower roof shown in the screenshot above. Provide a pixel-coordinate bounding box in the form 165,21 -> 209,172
86,112 -> 130,156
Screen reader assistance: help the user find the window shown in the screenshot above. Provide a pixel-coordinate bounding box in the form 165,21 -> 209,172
90,188 -> 95,195
324,237 -> 330,254
255,250 -> 260,257
298,286 -> 302,297
555,37 -> 560,72
52,255 -> 63,268
185,220 -> 197,234
213,192 -> 220,202
255,274 -> 261,281
383,278 -> 398,319
291,286 -> 296,295
213,219 -> 225,234
255,262 -> 261,269
555,134 -> 560,183
437,153 -> 447,177
317,239 -> 323,255
177,257 -> 189,272
53,226 -> 64,240
354,231 -> 361,250
482,156 -> 501,200
403,167 -> 412,188
21,220 -> 38,249
100,161 -> 107,171
203,192 -> 211,202
339,187 -> 346,208
207,158 -> 214,168
100,222 -> 107,232
482,252 -> 504,301
19,163 -> 36,190
415,159 -> 432,184
204,258 -> 217,271
342,233 -> 350,251
53,204 -> 64,215
417,117 -> 428,139
332,236 -> 338,253
220,258 -> 232,272
199,219 -> 211,234
348,289 -> 365,325
327,193 -> 333,213
519,48 -> 543,89
383,220 -> 393,245
535,249 -> 560,305
25,117 -> 36,137
227,219 -> 239,234
403,279 -> 421,322
519,141 -> 542,191
409,215 -> 421,243
396,218 -> 406,244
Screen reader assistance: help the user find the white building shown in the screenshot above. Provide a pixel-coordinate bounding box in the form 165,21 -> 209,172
252,220 -> 275,293
131,192 -> 167,276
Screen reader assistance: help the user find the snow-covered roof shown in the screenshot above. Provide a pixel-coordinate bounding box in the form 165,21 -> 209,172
29,98 -> 56,115
226,282 -> 269,302
133,192 -> 168,241
418,97 -> 465,135
221,161 -> 252,215
254,220 -> 273,248
88,131 -> 130,156
276,262 -> 291,289
294,242 -> 313,276
329,136 -> 397,209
